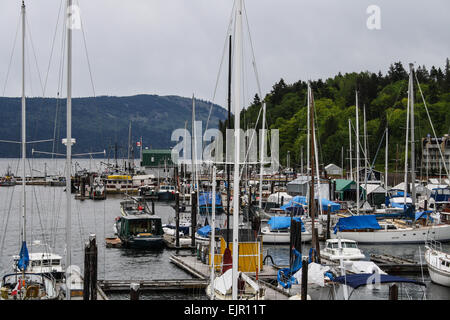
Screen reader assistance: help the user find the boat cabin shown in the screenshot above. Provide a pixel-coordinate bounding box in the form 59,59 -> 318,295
117,214 -> 163,238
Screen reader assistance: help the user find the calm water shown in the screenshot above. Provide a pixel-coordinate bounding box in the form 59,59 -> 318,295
0,158 -> 449,300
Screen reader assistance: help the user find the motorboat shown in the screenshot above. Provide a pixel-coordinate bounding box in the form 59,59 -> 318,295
321,239 -> 365,262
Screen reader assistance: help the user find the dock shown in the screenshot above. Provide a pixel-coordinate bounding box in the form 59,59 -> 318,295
98,279 -> 207,293
370,253 -> 428,275
169,254 -> 291,300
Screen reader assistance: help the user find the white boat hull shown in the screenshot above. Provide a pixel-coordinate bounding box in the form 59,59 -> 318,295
261,230 -> 312,244
425,248 -> 450,287
332,224 -> 450,244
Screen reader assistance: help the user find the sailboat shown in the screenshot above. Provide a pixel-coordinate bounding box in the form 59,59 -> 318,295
204,0 -> 265,300
0,1 -> 59,300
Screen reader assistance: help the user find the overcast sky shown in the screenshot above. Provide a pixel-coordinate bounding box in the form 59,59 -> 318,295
1,0 -> 449,109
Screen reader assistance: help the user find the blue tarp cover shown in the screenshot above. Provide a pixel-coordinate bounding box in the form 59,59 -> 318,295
267,216 -> 305,232
280,196 -> 341,212
199,192 -> 222,207
415,210 -> 434,222
333,273 -> 426,289
334,215 -> 382,233
196,225 -> 220,237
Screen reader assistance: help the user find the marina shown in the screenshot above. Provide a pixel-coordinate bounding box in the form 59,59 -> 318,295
0,0 -> 449,308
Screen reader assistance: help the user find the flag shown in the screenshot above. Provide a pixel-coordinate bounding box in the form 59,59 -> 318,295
17,241 -> 29,271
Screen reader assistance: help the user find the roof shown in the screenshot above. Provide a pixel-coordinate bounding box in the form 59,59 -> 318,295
361,184 -> 386,195
325,163 -> 342,170
325,239 -> 357,243
334,179 -> 355,191
142,149 -> 172,154
121,214 -> 161,220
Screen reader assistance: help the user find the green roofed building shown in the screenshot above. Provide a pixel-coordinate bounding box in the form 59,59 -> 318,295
141,149 -> 174,167
334,179 -> 365,201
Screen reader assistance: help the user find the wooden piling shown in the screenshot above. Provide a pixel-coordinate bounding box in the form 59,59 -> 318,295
152,200 -> 155,215
191,191 -> 197,247
83,234 -> 97,300
175,191 -> 180,248
89,235 -> 98,300
389,284 -> 398,300
301,257 -> 308,300
326,205 -> 331,240
314,227 -> 321,264
83,240 -> 90,300
130,283 -> 140,300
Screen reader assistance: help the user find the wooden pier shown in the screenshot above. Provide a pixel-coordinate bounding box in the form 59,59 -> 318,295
98,279 -> 208,293
169,254 -> 291,300
370,253 -> 428,275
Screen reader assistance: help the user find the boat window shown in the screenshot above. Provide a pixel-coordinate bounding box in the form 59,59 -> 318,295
52,260 -> 60,266
387,225 -> 397,230
42,260 -> 51,266
331,243 -> 339,249
342,242 -> 357,248
32,261 -> 41,267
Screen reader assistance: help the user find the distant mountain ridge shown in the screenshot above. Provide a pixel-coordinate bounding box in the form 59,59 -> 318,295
0,94 -> 227,158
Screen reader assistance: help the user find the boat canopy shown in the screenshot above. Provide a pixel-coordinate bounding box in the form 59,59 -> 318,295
332,273 -> 426,289
334,215 -> 382,233
267,216 -> 305,232
280,196 -> 341,212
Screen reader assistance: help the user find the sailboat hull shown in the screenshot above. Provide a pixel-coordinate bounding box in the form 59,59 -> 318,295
332,224 -> 450,244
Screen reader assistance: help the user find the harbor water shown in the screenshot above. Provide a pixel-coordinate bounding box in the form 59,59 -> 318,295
0,158 -> 449,300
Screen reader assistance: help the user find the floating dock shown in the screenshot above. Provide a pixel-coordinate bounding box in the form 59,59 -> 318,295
169,254 -> 291,300
370,253 -> 428,275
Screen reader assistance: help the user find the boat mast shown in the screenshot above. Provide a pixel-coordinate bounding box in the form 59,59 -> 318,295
227,35 -> 232,246
403,71 -> 411,207
65,0 -> 73,300
259,101 -> 266,210
232,0 -> 243,300
355,92 -> 360,215
209,166 -> 217,300
21,0 -> 27,246
306,82 -> 311,203
348,119 -> 352,180
363,105 -> 368,201
309,86 -> 316,243
409,63 -> 416,206
385,127 -> 389,197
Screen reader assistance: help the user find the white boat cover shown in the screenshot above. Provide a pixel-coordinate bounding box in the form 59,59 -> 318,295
345,260 -> 386,275
292,262 -> 331,287
212,269 -> 259,295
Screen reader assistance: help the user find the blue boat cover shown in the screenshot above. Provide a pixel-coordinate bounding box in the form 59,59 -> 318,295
267,216 -> 305,232
280,196 -> 340,212
333,273 -> 426,289
415,210 -> 434,222
17,241 -> 29,271
199,192 -> 222,207
196,225 -> 220,237
334,215 -> 382,233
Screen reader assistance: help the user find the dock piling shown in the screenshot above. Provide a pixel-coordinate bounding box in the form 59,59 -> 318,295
130,283 -> 140,300
301,257 -> 308,300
